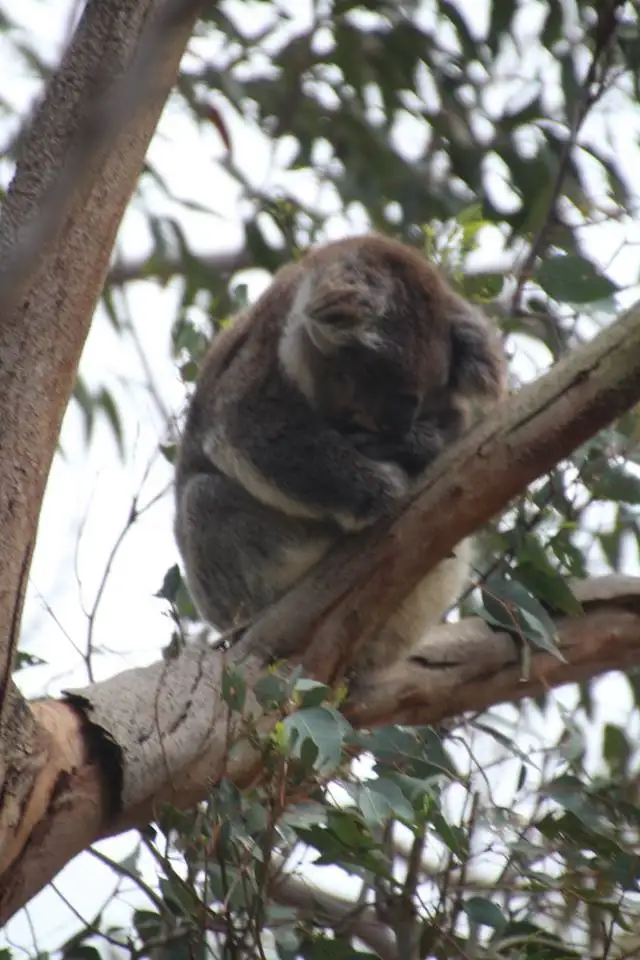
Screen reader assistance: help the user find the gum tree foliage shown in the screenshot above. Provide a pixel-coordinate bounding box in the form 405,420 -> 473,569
3,0 -> 640,957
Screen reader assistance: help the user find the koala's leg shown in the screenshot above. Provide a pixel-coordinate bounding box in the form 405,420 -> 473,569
353,539 -> 472,675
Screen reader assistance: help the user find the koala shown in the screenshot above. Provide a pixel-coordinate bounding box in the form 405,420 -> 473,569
174,234 -> 506,675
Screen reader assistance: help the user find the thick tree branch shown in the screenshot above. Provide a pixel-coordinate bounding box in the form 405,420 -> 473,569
0,0 -> 200,916
346,576 -> 640,726
0,0 -> 205,317
270,863 -> 398,960
104,247 -> 507,289
0,0 -> 202,679
2,578 -> 640,922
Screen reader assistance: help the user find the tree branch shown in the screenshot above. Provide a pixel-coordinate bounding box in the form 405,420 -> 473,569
0,0 -> 203,680
2,577 -> 640,923
346,576 -> 640,726
107,246 -> 251,286
0,0 -> 201,917
0,0 -> 206,316
2,286 -> 640,916
235,296 -> 640,680
270,860 -> 398,960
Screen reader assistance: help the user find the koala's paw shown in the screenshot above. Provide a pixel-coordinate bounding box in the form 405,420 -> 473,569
350,429 -> 433,479
335,461 -> 408,532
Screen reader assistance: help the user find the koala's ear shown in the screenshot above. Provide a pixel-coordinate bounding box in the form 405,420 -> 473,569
449,302 -> 507,401
291,270 -> 386,354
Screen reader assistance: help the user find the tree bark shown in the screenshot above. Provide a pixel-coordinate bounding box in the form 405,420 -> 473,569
2,575 -> 640,919
0,0 -> 201,916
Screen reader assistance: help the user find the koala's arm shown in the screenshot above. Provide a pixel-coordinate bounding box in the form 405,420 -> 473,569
203,375 -> 411,532
346,417 -> 458,478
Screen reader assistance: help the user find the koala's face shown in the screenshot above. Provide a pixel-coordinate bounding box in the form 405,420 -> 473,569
312,341 -> 424,437
299,273 -> 451,439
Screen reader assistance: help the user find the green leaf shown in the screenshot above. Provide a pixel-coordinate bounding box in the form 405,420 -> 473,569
438,1 -> 477,62
133,910 -> 162,942
159,442 -> 177,464
293,677 -> 332,709
179,360 -> 199,383
592,466 -> 640,504
72,376 -> 95,446
97,387 -> 124,458
515,532 -> 582,614
464,896 -> 507,932
488,0 -> 516,54
514,560 -> 582,616
63,949 -> 102,960
254,672 -> 289,709
430,808 -> 469,859
462,272 -> 505,301
542,0 -> 563,47
537,254 -> 618,304
156,564 -> 182,603
603,723 -> 631,776
517,763 -> 527,792
295,814 -> 388,878
282,706 -> 349,773
356,778 -> 415,828
543,776 -> 609,832
480,575 -> 564,658
15,650 -> 46,670
221,665 -> 246,712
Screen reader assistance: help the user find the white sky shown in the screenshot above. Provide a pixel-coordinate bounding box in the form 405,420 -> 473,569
1,0 -> 640,952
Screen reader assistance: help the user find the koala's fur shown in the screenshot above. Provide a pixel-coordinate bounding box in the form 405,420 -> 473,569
174,235 -> 507,674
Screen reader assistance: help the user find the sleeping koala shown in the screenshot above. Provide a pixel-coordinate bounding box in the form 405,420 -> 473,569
174,234 -> 506,673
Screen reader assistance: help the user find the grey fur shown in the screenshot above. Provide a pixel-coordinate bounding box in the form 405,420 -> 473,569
175,235 -> 506,673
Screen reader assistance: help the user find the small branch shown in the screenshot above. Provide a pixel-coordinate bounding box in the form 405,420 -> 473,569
270,864 -> 398,960
107,247 -> 251,287
2,576 -> 640,921
346,577 -> 640,726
